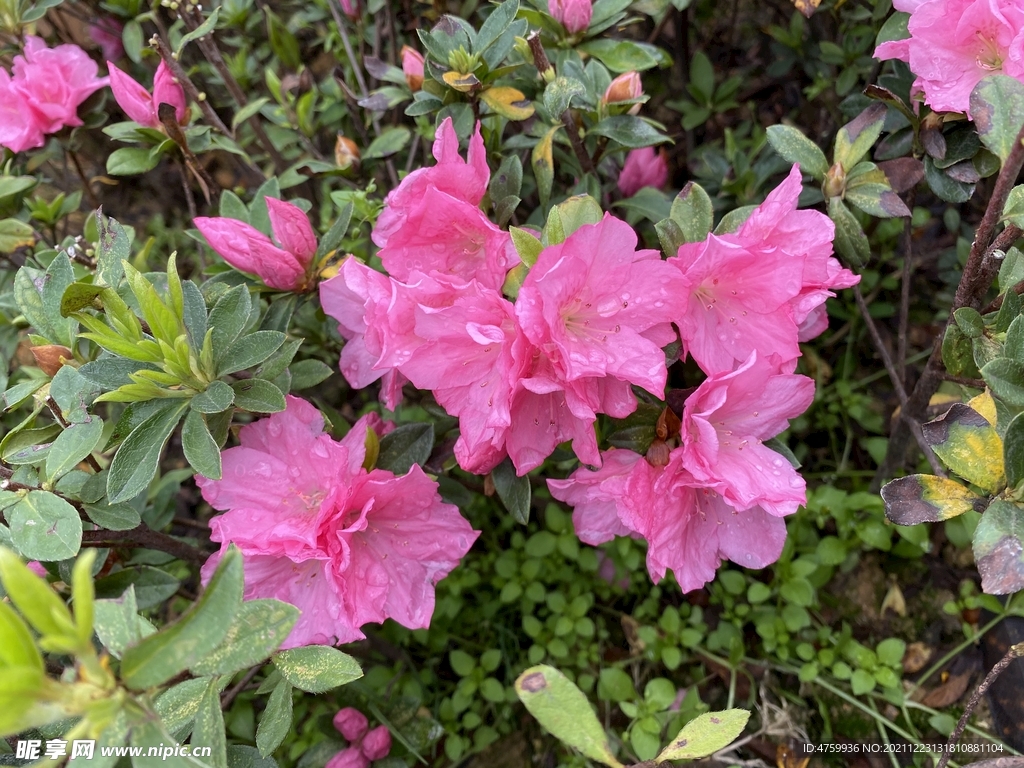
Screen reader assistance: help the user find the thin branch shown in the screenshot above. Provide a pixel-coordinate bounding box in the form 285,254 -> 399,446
853,285 -> 945,477
941,374 -> 987,388
220,666 -> 263,710
81,526 -> 210,566
936,643 -> 1024,768
897,189 -> 916,387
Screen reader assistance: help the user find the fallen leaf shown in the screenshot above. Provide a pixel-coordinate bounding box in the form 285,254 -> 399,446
918,670 -> 972,707
902,642 -> 932,674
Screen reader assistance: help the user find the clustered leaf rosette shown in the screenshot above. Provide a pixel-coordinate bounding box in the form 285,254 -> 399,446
197,396 -> 480,648
321,116 -> 859,591
874,0 -> 1024,115
0,36 -> 108,154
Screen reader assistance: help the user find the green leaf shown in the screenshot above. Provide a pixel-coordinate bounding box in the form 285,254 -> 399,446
544,195 -> 604,244
316,203 -> 353,262
0,218 -> 35,254
84,501 -> 142,531
845,183 -> 911,218
45,416 -> 103,482
876,638 -> 906,667
218,331 -> 286,376
828,197 -> 870,268
578,39 -> 662,72
0,547 -> 76,639
191,599 -> 299,677
1004,185 -> 1024,229
921,403 -> 1005,493
880,474 -> 986,525
0,175 -> 36,202
474,0 -> 518,53
449,649 -> 476,677
851,669 -> 876,695
597,667 -> 636,702
273,646 -> 363,692
94,585 -> 147,658
182,409 -> 222,479
232,379 -> 286,413
209,285 -> 253,357
176,7 -> 220,56
107,401 -> 189,503
532,124 -> 559,208
154,677 -> 213,735
656,709 -> 750,762
490,155 -> 523,204
194,677 -> 228,768
0,601 -> 43,670
265,8 -> 300,69
1004,412 -> 1024,489
669,182 -> 714,243
973,499 -> 1024,594
120,546 -> 243,689
983,357 -> 1024,407
95,565 -> 180,610
288,359 -> 333,390
376,423 -> 434,474
543,76 -> 586,117
515,665 -> 624,768
970,75 -> 1024,164
107,147 -> 161,176
924,156 -> 975,203
7,491 -> 83,562
766,125 -> 829,180
60,282 -> 107,316
232,97 -> 271,132
130,719 -> 213,768
364,127 -> 412,160
590,116 -> 666,148
491,456 -> 530,524
256,679 -> 293,757
71,549 -> 96,646
192,381 -> 235,414
833,102 -> 887,172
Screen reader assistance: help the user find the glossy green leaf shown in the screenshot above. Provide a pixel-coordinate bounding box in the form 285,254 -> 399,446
880,474 -> 987,525
973,499 -> 1024,594
273,646 -> 363,693
668,182 -> 714,243
655,709 -> 750,762
515,665 -> 624,768
376,423 -> 434,474
120,546 -> 243,689
491,456 -> 530,524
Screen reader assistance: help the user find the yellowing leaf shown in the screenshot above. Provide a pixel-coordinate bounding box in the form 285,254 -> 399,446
481,87 -> 535,120
881,474 -> 987,525
442,71 -> 480,93
922,403 -> 1005,493
532,124 -> 561,208
968,390 -> 997,426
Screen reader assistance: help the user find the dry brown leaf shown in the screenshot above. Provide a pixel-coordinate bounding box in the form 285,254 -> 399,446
902,641 -> 932,674
918,670 -> 972,708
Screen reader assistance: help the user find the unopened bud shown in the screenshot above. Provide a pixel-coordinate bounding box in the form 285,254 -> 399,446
645,439 -> 671,467
31,345 -> 73,377
823,161 -> 846,199
335,134 -> 360,169
549,0 -> 592,34
401,45 -> 425,92
604,71 -> 642,105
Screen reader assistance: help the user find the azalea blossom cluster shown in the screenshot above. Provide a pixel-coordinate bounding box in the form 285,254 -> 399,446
320,117 -> 857,590
198,396 -> 479,647
328,709 -> 392,768
874,0 -> 1024,115
0,37 -> 108,154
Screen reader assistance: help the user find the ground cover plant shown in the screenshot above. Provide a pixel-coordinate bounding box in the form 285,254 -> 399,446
2,0 -> 1024,766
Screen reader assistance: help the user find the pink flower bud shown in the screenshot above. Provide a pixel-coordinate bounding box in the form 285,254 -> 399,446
604,71 -> 642,104
324,747 -> 368,768
549,0 -> 592,34
401,46 -> 425,92
266,197 -> 317,269
151,61 -> 188,125
27,561 -> 48,577
339,0 -> 359,18
617,147 -> 669,197
108,62 -> 161,127
193,215 -> 305,291
333,708 -> 369,743
360,726 -> 391,761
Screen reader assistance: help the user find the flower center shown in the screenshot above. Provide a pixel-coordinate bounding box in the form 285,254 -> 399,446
975,32 -> 1003,71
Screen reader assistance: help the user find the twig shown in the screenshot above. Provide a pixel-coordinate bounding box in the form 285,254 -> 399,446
877,120 -> 1024,485
67,150 -> 101,209
941,374 -> 986,388
220,666 -> 263,710
177,5 -> 288,175
897,189 -> 916,387
936,643 -> 1024,768
81,525 -> 210,566
852,285 -> 945,476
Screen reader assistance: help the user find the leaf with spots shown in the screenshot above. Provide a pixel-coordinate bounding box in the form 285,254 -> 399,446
514,665 -> 623,768
881,474 -> 988,525
655,709 -> 751,762
922,403 -> 1005,493
973,499 -> 1024,595
273,646 -> 363,693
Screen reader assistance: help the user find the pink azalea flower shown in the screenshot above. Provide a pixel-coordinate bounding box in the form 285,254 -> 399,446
0,37 -> 108,153
26,561 -> 48,577
360,727 -> 392,760
681,353 -> 813,517
194,198 -> 317,291
198,396 -> 479,648
669,165 -> 849,373
401,46 -> 425,92
516,214 -> 681,395
874,0 -> 1024,114
617,148 -> 669,197
549,0 -> 592,33
373,119 -> 503,285
549,448 -> 789,590
334,709 -> 369,742
90,20 -> 125,63
108,60 -> 187,128
320,257 -> 407,410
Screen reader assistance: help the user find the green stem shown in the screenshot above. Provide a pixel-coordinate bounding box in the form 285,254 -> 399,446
910,613 -> 1006,694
